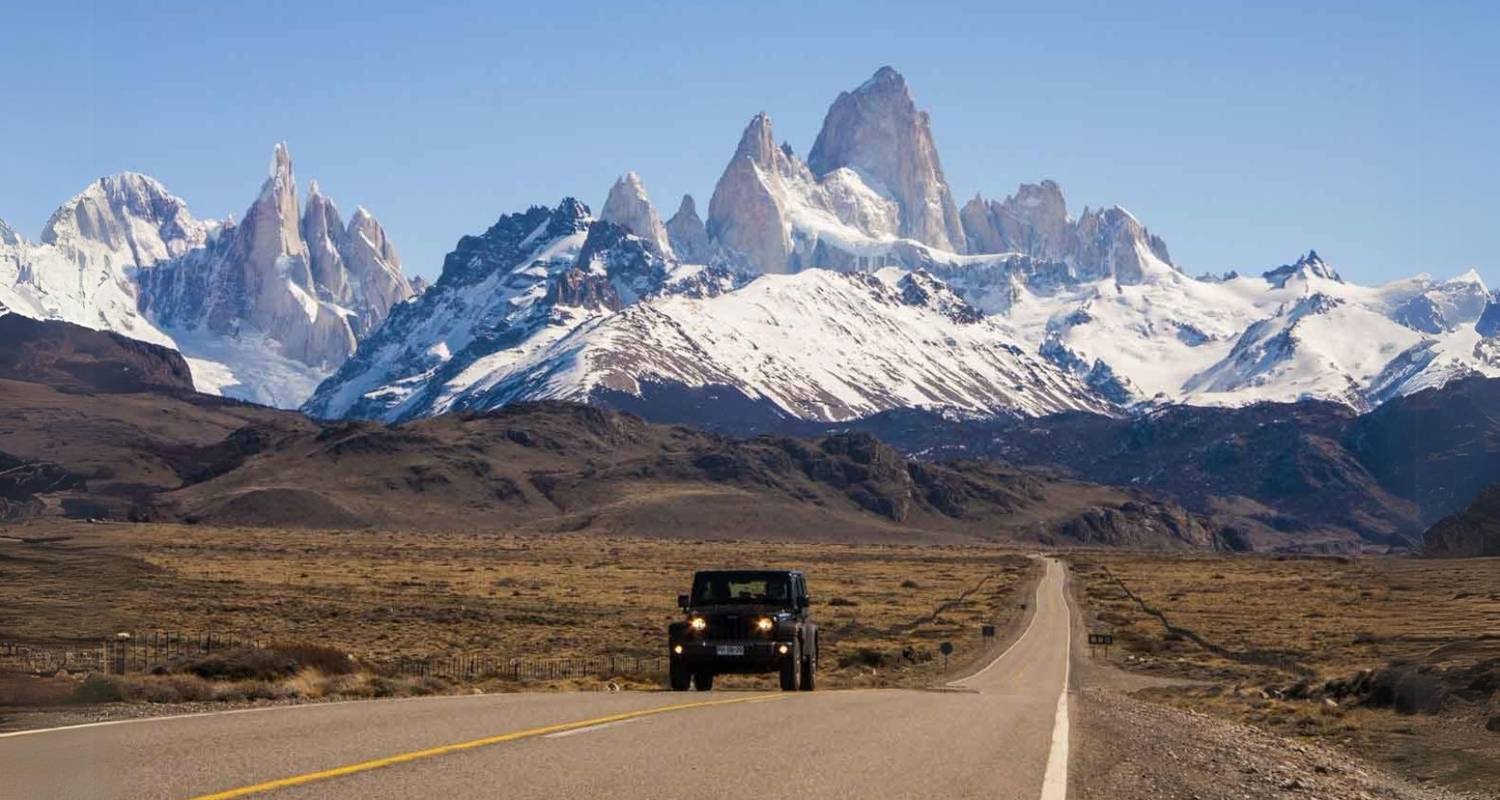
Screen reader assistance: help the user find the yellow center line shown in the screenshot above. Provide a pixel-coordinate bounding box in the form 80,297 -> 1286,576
189,693 -> 787,800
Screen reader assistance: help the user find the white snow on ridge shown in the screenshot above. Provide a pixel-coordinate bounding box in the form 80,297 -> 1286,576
421,267 -> 1111,422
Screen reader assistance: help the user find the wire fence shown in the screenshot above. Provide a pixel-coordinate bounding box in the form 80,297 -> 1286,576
386,653 -> 666,681
0,633 -> 664,682
0,632 -> 264,676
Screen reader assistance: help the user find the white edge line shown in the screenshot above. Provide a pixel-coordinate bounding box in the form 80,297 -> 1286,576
947,555 -> 1047,687
1039,559 -> 1072,800
541,717 -> 642,739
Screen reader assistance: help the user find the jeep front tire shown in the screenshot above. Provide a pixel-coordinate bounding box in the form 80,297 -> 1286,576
669,658 -> 690,691
779,651 -> 799,691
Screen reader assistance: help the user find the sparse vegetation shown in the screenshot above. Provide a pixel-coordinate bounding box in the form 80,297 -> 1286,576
1067,552 -> 1500,795
0,521 -> 1035,703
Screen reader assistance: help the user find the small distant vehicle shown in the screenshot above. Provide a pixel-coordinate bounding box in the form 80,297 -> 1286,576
668,569 -> 818,691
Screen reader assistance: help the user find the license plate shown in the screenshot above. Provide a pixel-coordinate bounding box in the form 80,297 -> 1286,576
716,645 -> 745,656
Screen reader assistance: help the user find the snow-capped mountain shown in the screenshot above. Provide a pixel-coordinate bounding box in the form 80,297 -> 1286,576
0,145 -> 414,407
304,197 -> 1106,423
9,66 -> 1496,424
307,66 -> 1500,425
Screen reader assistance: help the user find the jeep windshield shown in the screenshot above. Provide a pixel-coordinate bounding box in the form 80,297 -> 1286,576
691,571 -> 791,606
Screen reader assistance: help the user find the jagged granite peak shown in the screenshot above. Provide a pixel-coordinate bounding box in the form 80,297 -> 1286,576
734,111 -> 783,167
342,205 -> 414,337
665,194 -> 711,263
140,144 -> 413,381
1263,250 -> 1341,288
301,179 -> 351,304
599,171 -> 674,258
807,66 -> 966,253
707,112 -> 794,274
961,181 -> 1070,258
1070,205 -> 1174,284
2,144 -> 413,408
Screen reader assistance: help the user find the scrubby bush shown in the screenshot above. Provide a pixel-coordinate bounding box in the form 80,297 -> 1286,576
73,674 -> 125,703
169,643 -> 355,681
838,647 -> 888,669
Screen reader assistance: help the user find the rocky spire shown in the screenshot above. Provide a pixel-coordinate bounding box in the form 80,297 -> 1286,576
707,112 -> 794,274
301,179 -> 351,304
0,218 -> 19,247
343,205 -> 414,335
807,67 -> 966,253
599,172 -> 674,258
962,181 -> 1070,258
665,194 -> 711,263
241,142 -> 315,298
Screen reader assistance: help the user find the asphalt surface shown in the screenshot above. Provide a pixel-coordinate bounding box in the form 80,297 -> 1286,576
0,558 -> 1075,800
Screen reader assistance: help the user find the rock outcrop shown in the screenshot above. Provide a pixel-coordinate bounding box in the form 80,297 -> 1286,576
961,182 -> 1174,284
1263,250 -> 1341,288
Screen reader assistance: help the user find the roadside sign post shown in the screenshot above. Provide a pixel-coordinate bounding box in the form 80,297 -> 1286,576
939,641 -> 953,670
981,624 -> 996,639
1087,632 -> 1113,659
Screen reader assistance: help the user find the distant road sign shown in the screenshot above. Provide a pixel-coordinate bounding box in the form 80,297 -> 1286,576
1087,633 -> 1113,646
981,624 -> 996,638
939,642 -> 954,655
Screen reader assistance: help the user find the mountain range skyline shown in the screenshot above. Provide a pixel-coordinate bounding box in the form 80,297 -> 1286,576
3,2 -> 1495,288
8,65 -> 1500,418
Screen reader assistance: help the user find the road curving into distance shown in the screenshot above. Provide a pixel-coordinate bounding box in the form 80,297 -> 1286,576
0,558 -> 1076,800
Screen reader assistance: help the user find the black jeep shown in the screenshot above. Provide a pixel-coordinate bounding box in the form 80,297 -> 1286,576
667,569 -> 818,691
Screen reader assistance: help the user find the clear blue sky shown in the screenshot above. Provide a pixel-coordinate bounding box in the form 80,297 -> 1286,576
2,1 -> 1495,285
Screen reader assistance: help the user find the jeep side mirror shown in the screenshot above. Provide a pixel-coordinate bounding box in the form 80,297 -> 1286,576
677,594 -> 690,610
800,596 -> 811,609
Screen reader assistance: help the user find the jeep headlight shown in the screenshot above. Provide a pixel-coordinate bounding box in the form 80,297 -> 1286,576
755,617 -> 773,632
690,617 -> 707,631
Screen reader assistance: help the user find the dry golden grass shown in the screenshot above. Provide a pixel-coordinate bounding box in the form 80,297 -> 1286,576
1066,552 -> 1500,795
0,521 -> 1035,690
1069,553 -> 1500,681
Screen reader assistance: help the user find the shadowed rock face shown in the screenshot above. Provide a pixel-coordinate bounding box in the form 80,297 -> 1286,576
1424,484 -> 1500,556
0,314 -> 194,393
807,67 -> 966,253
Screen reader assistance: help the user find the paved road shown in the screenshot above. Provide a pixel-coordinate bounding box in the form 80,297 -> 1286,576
0,558 -> 1075,800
